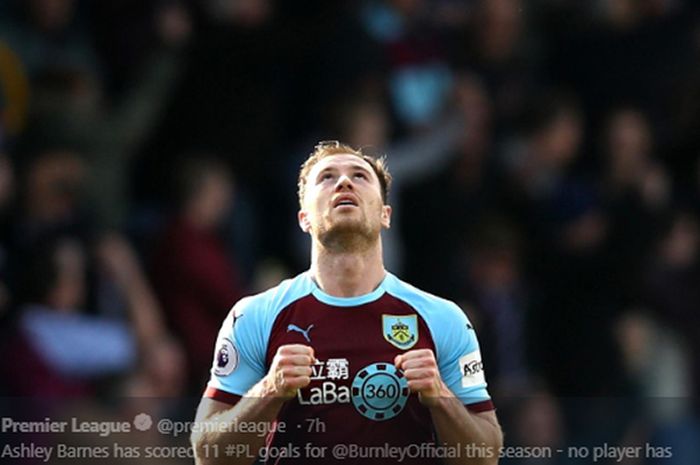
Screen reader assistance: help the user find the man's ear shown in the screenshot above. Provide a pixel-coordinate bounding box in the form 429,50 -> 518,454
381,204 -> 392,229
298,209 -> 311,233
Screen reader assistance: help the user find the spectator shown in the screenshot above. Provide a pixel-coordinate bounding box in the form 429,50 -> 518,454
644,212 -> 700,401
504,387 -> 567,465
7,148 -> 93,265
615,309 -> 700,465
451,0 -> 538,124
400,71 -> 498,291
0,0 -> 99,80
462,218 -> 530,394
601,107 -> 670,301
0,233 -> 168,396
3,0 -> 191,228
152,156 -> 245,391
361,0 -> 453,129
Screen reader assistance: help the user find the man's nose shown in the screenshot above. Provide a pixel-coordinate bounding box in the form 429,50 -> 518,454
335,174 -> 353,191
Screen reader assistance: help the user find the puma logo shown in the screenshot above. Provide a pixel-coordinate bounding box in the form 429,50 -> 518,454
232,312 -> 243,329
287,324 -> 314,342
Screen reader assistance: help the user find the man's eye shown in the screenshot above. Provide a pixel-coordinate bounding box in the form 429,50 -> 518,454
354,173 -> 367,180
321,173 -> 333,181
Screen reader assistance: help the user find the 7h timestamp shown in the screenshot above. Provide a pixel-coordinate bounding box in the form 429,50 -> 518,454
304,418 -> 326,433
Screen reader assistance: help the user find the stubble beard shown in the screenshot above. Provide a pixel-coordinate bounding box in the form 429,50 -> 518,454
316,214 -> 379,253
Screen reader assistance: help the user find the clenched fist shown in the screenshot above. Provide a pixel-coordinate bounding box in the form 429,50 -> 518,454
265,345 -> 315,399
395,349 -> 450,407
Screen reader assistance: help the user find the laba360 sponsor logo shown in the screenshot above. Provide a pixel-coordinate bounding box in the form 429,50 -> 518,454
297,358 -> 351,406
297,381 -> 351,405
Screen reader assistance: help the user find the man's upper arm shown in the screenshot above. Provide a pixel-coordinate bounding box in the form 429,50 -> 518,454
204,296 -> 268,399
434,302 -> 493,409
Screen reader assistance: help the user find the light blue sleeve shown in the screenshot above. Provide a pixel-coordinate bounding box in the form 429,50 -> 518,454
205,274 -> 315,396
434,302 -> 491,405
206,295 -> 269,396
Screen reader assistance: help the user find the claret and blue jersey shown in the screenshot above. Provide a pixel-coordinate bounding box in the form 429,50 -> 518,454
205,271 -> 494,463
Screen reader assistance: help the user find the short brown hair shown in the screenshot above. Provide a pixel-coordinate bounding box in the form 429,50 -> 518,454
297,141 -> 392,207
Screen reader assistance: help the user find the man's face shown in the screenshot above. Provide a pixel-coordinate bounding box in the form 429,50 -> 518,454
298,154 -> 391,249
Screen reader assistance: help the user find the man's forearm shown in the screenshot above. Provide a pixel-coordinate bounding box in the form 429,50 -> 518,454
429,395 -> 503,465
192,379 -> 286,465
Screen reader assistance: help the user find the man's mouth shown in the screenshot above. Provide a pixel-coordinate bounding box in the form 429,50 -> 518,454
333,195 -> 359,208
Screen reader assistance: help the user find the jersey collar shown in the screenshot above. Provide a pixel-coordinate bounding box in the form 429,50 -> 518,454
306,270 -> 389,307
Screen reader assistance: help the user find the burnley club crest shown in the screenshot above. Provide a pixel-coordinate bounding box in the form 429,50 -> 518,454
382,314 -> 418,349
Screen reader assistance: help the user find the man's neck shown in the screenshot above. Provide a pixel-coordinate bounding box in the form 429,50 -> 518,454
310,240 -> 386,298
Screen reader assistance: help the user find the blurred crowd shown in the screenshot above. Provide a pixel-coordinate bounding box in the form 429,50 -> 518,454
1,0 -> 700,461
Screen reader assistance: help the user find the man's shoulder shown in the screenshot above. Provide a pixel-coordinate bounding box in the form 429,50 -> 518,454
385,274 -> 477,359
384,273 -> 463,318
230,271 -> 314,319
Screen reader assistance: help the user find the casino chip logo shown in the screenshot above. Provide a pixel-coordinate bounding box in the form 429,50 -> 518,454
213,338 -> 238,376
351,362 -> 409,421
